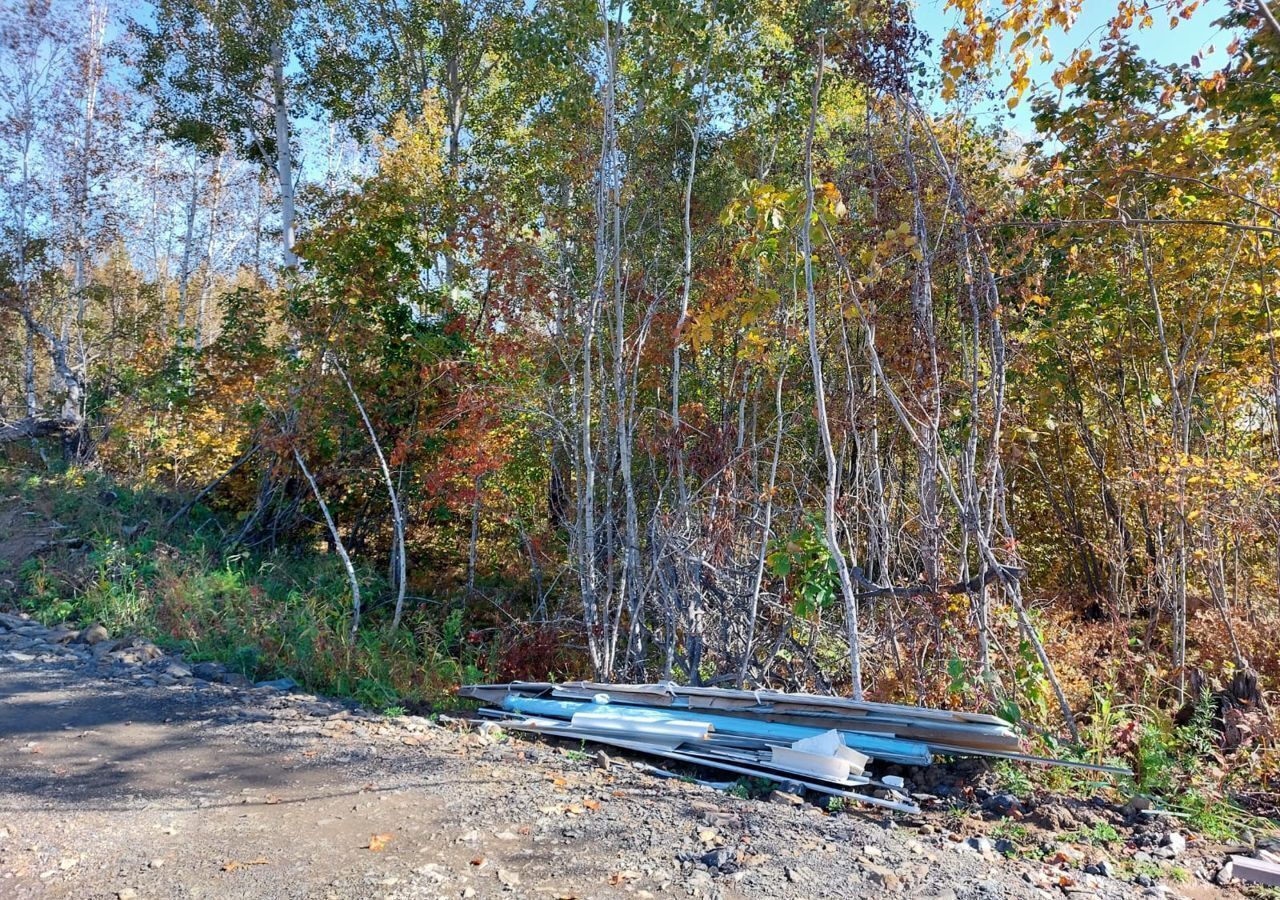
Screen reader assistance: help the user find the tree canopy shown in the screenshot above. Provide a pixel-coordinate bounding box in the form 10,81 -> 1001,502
3,0 -> 1279,777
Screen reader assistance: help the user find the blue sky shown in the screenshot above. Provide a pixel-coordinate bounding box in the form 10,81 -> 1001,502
912,0 -> 1236,134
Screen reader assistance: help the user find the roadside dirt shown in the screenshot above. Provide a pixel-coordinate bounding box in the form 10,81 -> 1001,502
0,612 -> 1237,899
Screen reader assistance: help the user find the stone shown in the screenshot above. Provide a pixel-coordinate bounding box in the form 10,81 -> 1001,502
78,623 -> 110,645
965,836 -> 995,857
768,790 -> 804,807
416,863 -> 449,883
134,642 -> 162,661
255,678 -> 297,691
1160,832 -> 1186,857
985,793 -> 1023,817
1215,860 -> 1235,885
163,663 -> 192,679
192,661 -> 225,680
1122,795 -> 1153,816
1032,803 -> 1079,832
1051,842 -> 1086,864
91,639 -> 120,657
594,750 -> 611,772
117,890 -> 139,900
223,673 -> 253,689
862,862 -> 900,892
496,868 -> 520,887
700,848 -> 733,869
1084,859 -> 1116,878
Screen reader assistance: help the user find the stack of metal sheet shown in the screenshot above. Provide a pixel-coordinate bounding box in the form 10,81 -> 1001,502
460,681 -> 1129,814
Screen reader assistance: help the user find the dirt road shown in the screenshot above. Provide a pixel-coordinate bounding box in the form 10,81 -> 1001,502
0,612 -> 1178,899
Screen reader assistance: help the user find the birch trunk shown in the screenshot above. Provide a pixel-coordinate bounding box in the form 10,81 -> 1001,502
801,38 -> 863,699
271,41 -> 297,270
330,354 -> 408,630
176,157 -> 200,341
294,447 -> 362,641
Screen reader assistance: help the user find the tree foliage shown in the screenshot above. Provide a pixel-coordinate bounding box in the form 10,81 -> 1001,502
3,0 -> 1278,785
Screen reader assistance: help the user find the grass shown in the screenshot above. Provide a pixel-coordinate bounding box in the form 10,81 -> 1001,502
1069,821 -> 1122,846
1,465 -> 493,710
989,821 -> 1030,845
1002,684 -> 1277,843
726,777 -> 776,800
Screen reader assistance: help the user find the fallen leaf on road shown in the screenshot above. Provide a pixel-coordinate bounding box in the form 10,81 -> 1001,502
366,833 -> 393,852
222,858 -> 269,872
583,798 -> 600,811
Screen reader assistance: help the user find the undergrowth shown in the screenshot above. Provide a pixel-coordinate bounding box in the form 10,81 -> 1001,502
2,466 -> 498,709
995,685 -> 1277,842
4,463 -> 1275,842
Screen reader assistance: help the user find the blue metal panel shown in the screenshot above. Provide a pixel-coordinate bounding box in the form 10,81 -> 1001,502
500,696 -> 932,766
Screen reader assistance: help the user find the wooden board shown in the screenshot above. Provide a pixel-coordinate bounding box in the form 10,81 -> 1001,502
1229,856 -> 1280,887
561,681 -> 1013,727
682,699 -> 1022,751
497,719 -> 919,813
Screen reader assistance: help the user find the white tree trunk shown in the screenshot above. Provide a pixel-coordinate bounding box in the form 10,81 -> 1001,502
271,41 -> 297,270
294,447 -> 362,641
801,38 -> 863,699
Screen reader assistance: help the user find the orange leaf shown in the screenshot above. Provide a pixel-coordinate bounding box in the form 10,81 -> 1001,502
366,833 -> 393,852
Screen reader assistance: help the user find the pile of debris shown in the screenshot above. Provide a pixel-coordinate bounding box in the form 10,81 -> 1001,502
460,681 -> 1130,814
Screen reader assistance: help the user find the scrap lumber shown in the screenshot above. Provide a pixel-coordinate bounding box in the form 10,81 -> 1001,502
500,695 -> 934,766
492,715 -> 920,814
460,681 -> 1135,789
678,700 -> 1023,751
921,743 -> 1132,776
561,681 -> 1013,726
1228,855 -> 1280,887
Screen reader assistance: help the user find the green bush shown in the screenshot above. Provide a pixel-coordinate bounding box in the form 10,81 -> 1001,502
3,466 -> 494,709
